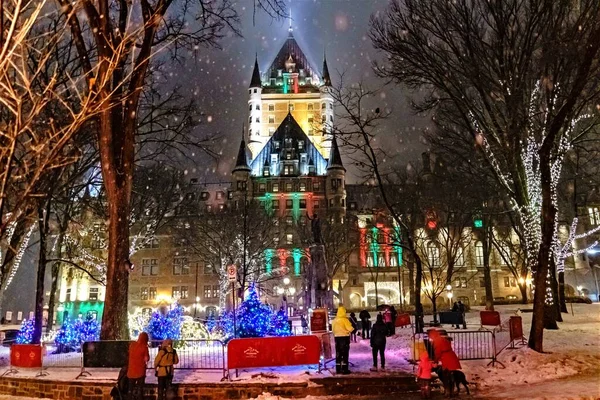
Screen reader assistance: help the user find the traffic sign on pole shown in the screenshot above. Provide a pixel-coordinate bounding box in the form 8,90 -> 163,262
227,264 -> 237,282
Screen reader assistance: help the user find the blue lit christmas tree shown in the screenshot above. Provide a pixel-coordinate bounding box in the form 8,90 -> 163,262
269,308 -> 292,337
235,285 -> 273,338
16,319 -> 35,344
146,302 -> 184,340
54,315 -> 100,352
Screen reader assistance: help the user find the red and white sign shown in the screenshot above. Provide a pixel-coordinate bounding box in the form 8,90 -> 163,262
10,344 -> 43,368
227,335 -> 321,370
227,265 -> 237,282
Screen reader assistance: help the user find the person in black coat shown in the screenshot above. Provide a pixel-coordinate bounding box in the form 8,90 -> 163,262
458,301 -> 467,329
370,314 -> 387,371
359,309 -> 371,339
349,312 -> 359,343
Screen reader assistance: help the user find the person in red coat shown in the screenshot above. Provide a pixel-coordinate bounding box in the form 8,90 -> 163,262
437,336 -> 461,371
127,332 -> 150,400
416,352 -> 435,398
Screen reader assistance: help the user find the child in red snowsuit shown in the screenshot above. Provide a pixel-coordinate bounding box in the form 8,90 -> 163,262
416,352 -> 436,399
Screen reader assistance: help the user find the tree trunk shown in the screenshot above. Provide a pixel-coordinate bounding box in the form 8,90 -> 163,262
529,153 -> 556,352
551,260 -> 562,323
518,282 -> 528,304
431,295 -> 438,324
46,229 -> 65,333
558,271 -> 567,313
32,202 -> 50,344
482,227 -> 494,311
100,183 -> 131,340
407,259 -> 415,306
414,255 -> 423,333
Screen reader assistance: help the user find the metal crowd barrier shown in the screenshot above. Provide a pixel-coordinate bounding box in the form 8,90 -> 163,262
412,329 -> 504,368
7,339 -> 228,378
148,339 -> 226,377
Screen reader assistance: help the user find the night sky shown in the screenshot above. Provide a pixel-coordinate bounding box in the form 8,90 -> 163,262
164,0 -> 429,182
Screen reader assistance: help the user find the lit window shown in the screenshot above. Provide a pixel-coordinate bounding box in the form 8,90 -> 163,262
289,104 -> 294,111
286,216 -> 293,225
180,286 -> 189,299
367,253 -> 374,267
140,288 -> 148,300
269,115 -> 275,124
456,248 -> 464,266
504,277 -> 510,288
300,182 -> 306,192
142,259 -> 159,276
589,207 -> 600,225
203,285 -> 211,298
427,243 -> 440,267
378,253 -> 386,267
272,183 -> 279,192
286,200 -> 293,209
286,234 -> 293,244
213,285 -> 220,299
149,287 -> 156,300
172,286 -> 181,299
89,288 -> 99,301
308,103 -> 313,111
269,104 -> 275,111
259,183 -> 266,192
286,182 -> 293,192
475,242 -> 484,267
216,191 -> 223,200
173,257 -> 189,275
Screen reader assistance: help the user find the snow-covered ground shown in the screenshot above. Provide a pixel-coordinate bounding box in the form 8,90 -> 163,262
0,304 -> 598,399
463,303 -> 600,399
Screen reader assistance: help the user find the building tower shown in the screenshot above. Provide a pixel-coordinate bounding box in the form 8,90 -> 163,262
248,56 -> 263,157
246,29 -> 332,160
326,135 -> 346,222
232,132 -> 252,205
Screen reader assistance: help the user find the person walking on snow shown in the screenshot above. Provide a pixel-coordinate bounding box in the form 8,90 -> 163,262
349,312 -> 359,343
416,352 -> 435,399
154,339 -> 179,400
359,309 -> 371,339
332,306 -> 354,374
370,314 -> 387,371
127,332 -> 149,400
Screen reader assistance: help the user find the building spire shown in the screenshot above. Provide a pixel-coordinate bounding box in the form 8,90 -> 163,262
233,125 -> 250,172
249,53 -> 261,88
322,50 -> 331,86
327,134 -> 345,171
288,8 -> 293,35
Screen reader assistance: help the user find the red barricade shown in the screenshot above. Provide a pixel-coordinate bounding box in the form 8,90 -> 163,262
227,335 -> 321,370
10,344 -> 43,368
395,313 -> 411,327
480,311 -> 501,327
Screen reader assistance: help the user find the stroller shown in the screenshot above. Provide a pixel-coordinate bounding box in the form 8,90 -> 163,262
110,366 -> 129,400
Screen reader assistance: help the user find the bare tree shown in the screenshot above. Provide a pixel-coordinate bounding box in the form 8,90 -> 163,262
329,77 -> 426,331
57,0 -> 286,339
370,0 -> 600,352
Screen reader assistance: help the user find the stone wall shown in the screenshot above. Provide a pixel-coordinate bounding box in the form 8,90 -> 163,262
0,374 -> 418,399
0,376 -> 311,400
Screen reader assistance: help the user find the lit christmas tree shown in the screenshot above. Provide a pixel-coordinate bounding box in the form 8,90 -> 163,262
269,308 -> 292,337
234,285 -> 279,339
16,319 -> 35,344
146,302 -> 184,340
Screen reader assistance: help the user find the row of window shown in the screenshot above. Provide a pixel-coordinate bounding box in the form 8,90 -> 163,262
139,285 -> 220,301
247,102 -> 334,112
263,180 -> 321,193
424,242 -> 512,268
140,259 -> 221,277
64,288 -> 99,301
